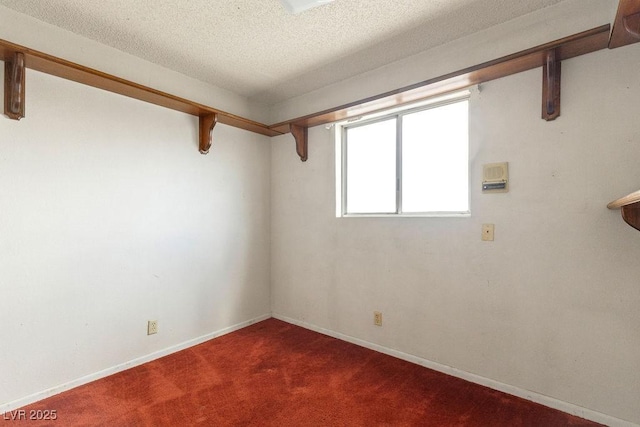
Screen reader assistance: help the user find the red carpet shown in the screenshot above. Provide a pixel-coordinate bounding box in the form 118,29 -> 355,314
3,319 -> 602,426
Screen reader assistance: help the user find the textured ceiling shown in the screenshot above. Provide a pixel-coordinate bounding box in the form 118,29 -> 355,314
0,0 -> 566,105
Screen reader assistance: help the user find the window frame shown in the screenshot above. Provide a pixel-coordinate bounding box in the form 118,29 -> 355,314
337,92 -> 471,218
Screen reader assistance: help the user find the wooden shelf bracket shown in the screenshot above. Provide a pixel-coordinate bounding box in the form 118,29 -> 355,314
608,189 -> 640,232
609,0 -> 640,48
621,204 -> 640,232
4,52 -> 25,120
199,113 -> 218,154
542,49 -> 561,121
290,124 -> 308,162
623,11 -> 640,38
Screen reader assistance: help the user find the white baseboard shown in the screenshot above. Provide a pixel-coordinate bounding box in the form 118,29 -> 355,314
0,313 -> 272,415
273,313 -> 638,427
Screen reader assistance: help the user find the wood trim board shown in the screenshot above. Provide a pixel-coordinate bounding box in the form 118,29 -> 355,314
1,25 -> 612,141
269,25 -> 611,133
0,39 -> 281,137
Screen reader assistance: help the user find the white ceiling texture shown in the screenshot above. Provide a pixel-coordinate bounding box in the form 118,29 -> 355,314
0,0 -> 566,105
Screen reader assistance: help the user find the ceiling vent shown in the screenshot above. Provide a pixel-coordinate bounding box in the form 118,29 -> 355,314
280,0 -> 335,14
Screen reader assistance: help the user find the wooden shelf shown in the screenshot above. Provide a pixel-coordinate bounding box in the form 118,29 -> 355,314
608,190 -> 640,232
0,24 -> 613,160
0,38 -> 282,138
609,0 -> 640,49
607,189 -> 640,209
269,25 -> 611,134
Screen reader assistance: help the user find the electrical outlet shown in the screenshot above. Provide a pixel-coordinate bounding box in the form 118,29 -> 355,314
147,320 -> 158,335
374,311 -> 382,326
482,224 -> 495,241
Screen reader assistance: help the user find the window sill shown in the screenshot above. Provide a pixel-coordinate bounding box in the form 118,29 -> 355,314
340,212 -> 471,218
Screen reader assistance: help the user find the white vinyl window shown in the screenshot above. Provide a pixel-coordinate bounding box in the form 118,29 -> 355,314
337,93 -> 469,217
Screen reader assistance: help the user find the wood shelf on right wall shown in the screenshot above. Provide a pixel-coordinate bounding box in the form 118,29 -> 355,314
608,189 -> 640,231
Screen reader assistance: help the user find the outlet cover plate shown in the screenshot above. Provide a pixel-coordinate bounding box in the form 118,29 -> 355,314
147,320 -> 158,335
374,311 -> 383,326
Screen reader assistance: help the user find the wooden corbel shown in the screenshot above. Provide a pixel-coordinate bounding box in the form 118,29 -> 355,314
609,0 -> 640,48
290,124 -> 308,162
4,52 -> 25,120
542,49 -> 561,121
621,204 -> 640,232
623,11 -> 640,38
199,113 -> 218,154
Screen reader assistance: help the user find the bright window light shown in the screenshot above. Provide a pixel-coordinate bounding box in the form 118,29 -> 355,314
346,118 -> 397,214
402,101 -> 469,213
339,94 -> 469,217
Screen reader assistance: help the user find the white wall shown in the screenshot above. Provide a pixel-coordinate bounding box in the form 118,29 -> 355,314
271,43 -> 640,425
0,21 -> 271,410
